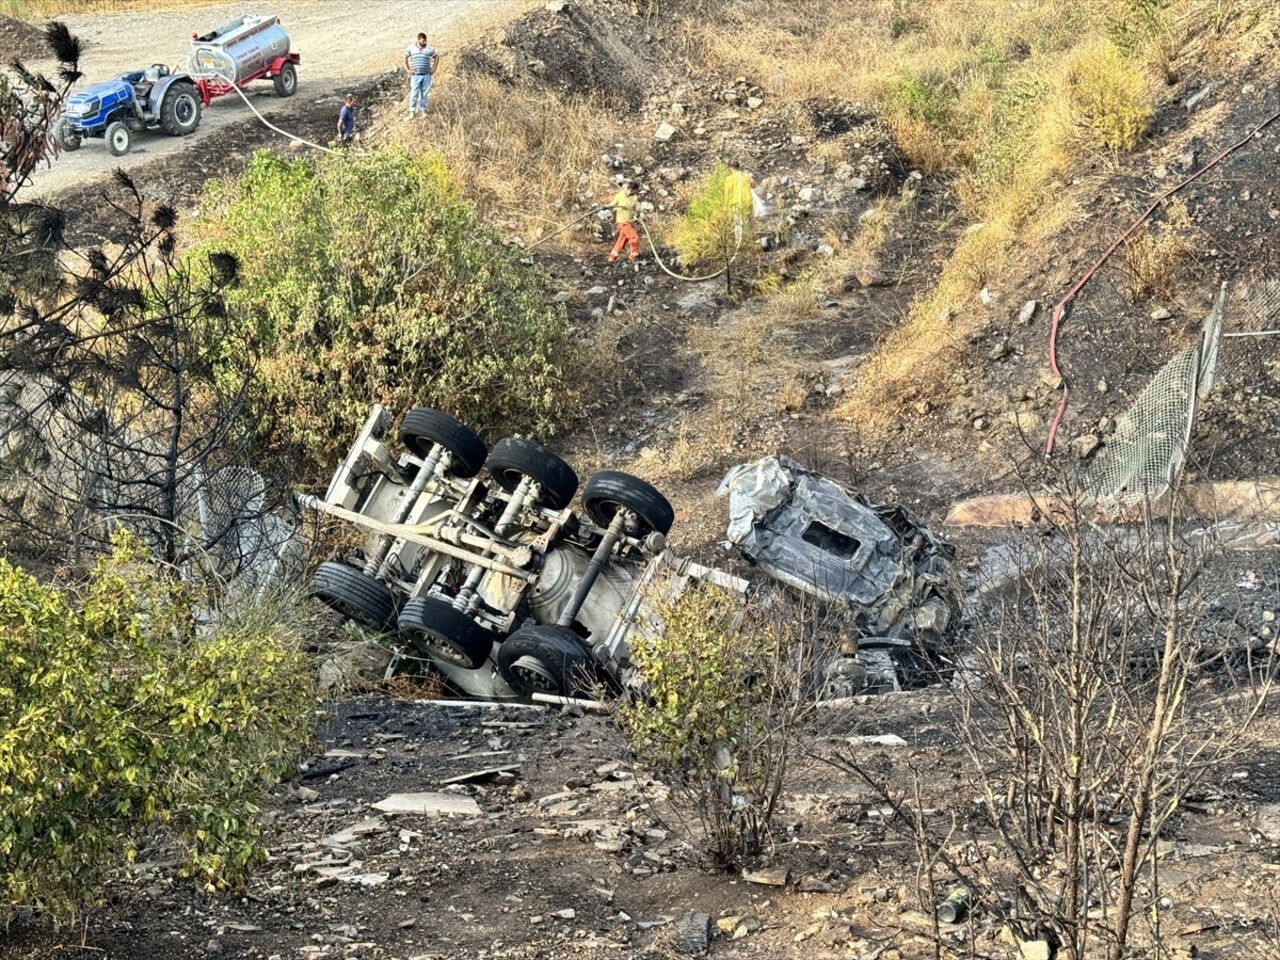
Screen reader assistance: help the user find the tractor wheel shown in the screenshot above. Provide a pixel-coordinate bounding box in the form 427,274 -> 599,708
397,407 -> 487,478
105,121 -> 131,157
273,62 -> 298,98
398,596 -> 493,669
160,82 -> 201,136
582,470 -> 675,537
56,120 -> 81,152
497,625 -> 594,699
485,438 -> 578,510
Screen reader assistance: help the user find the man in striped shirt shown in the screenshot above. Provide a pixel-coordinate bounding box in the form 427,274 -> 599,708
404,33 -> 438,118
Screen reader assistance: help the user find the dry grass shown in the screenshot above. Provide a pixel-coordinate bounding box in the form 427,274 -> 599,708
690,0 -> 1264,431
396,74 -> 616,239
1116,200 -> 1193,300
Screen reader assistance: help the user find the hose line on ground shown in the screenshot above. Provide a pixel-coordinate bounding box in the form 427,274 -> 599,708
1044,101 -> 1280,459
637,215 -> 743,282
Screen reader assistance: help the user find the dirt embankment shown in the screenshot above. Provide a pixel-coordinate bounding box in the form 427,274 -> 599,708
0,15 -> 48,61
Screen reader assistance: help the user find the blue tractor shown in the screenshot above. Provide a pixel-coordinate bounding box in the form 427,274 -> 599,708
57,64 -> 202,157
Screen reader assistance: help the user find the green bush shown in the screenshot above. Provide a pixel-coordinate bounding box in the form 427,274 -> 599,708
192,147 -> 575,473
0,534 -> 315,924
619,586 -> 806,868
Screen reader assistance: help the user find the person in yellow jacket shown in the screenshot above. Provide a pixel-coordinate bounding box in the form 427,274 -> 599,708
607,180 -> 640,263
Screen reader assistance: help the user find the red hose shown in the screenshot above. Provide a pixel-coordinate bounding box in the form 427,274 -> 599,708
1044,103 -> 1280,458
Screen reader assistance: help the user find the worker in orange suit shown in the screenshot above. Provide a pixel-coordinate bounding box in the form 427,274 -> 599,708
606,180 -> 640,263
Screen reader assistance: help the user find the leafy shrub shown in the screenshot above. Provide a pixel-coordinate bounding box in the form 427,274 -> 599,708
192,147 -> 575,473
619,586 -> 809,868
0,534 -> 314,924
1066,40 -> 1152,150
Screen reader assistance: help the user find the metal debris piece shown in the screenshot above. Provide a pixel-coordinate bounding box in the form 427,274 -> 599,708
674,912 -> 712,955
718,456 -> 962,691
371,792 -> 481,816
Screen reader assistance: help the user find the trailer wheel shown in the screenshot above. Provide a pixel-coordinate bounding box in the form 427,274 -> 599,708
486,438 -> 578,510
582,470 -> 675,537
56,119 -> 81,152
398,596 -> 493,669
105,121 -> 131,157
397,407 -> 487,478
309,561 -> 395,628
160,82 -> 201,136
273,62 -> 298,98
498,625 -> 594,699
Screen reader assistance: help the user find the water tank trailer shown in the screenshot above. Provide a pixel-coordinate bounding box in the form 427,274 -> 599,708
188,13 -> 300,105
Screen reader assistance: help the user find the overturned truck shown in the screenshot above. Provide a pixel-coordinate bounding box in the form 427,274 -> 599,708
301,406 -> 742,702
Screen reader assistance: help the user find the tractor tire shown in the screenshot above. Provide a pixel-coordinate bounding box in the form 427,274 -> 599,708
105,121 -> 131,157
497,625 -> 594,699
56,119 -> 81,152
309,561 -> 395,628
273,62 -> 298,98
397,407 -> 487,478
159,82 -> 201,136
485,438 -> 578,510
398,596 -> 493,669
582,470 -> 675,537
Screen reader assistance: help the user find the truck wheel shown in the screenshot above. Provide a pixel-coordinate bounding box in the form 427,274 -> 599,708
397,407 -> 487,478
56,119 -> 81,152
582,470 -> 675,536
160,82 -> 201,136
486,438 -> 578,510
310,561 -> 395,628
105,121 -> 131,157
498,625 -> 593,699
398,596 -> 493,669
273,62 -> 298,98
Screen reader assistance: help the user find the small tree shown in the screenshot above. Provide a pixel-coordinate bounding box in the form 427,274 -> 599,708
669,162 -> 758,293
619,585 -> 814,868
1,174 -> 276,569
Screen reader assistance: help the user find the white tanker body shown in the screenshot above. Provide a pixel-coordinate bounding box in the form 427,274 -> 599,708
188,14 -> 299,99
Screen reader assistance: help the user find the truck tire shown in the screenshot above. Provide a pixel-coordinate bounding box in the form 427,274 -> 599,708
498,625 -> 594,699
397,407 -> 487,478
309,561 -> 395,628
56,119 -> 81,152
105,121 -> 131,157
398,596 -> 493,669
582,470 -> 675,537
273,62 -> 298,98
485,438 -> 578,510
160,82 -> 201,136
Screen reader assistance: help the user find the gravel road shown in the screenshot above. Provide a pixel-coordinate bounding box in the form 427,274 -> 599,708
25,0 -> 526,199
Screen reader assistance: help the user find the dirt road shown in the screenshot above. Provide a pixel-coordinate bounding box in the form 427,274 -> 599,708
25,0 -> 527,199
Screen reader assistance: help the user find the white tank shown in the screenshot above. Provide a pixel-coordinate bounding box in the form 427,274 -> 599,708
189,14 -> 290,84
529,547 -> 638,642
